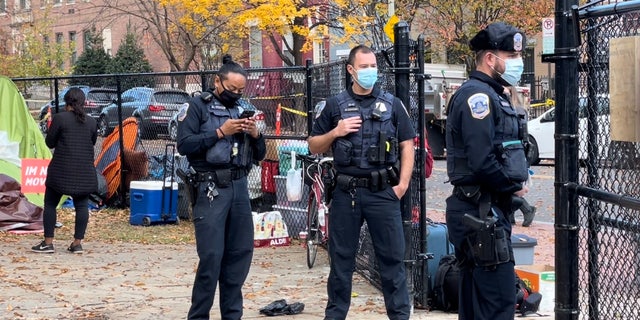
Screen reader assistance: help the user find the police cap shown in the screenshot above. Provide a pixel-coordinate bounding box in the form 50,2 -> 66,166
469,22 -> 526,52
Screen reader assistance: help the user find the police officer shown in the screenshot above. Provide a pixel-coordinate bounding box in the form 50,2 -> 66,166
177,54 -> 266,320
445,22 -> 529,320
308,45 -> 415,320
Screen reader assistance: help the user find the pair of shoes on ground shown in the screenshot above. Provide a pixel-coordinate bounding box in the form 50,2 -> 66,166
31,241 -> 83,254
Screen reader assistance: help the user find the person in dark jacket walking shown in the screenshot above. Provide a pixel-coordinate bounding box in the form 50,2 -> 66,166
32,87 -> 98,254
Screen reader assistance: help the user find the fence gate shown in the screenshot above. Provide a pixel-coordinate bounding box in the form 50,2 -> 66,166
552,1 -> 640,320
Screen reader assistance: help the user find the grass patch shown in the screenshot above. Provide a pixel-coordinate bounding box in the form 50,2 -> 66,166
0,207 -> 196,245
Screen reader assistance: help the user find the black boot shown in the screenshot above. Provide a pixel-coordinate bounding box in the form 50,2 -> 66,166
520,199 -> 536,227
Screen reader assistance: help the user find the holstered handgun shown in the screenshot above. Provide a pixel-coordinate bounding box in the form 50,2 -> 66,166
463,212 -> 510,268
322,168 -> 336,205
177,167 -> 198,206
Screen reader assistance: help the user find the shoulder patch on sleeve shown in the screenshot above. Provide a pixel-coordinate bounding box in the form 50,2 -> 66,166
467,93 -> 490,119
177,103 -> 189,122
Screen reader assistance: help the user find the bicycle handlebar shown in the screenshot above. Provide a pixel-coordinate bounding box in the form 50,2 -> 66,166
279,151 -> 322,164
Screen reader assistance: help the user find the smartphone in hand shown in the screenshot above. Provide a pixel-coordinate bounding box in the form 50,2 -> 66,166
239,110 -> 255,119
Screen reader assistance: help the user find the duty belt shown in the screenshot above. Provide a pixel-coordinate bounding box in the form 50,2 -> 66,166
195,168 -> 247,183
337,174 -> 371,189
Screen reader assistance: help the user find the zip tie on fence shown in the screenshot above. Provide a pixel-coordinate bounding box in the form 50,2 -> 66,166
279,105 -> 307,117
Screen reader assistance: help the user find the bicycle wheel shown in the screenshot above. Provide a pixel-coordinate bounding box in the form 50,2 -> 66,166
306,192 -> 320,268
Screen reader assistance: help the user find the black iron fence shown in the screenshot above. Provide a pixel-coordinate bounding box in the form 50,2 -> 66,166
550,1 -> 640,320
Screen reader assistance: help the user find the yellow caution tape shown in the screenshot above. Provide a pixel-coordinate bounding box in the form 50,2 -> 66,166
530,99 -> 555,108
280,105 -> 307,117
249,93 -> 304,100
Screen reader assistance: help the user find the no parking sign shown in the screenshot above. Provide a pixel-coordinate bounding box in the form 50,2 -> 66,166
542,17 -> 555,54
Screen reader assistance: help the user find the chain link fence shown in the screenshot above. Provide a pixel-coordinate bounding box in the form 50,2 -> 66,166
560,1 -> 640,319
13,30 -> 431,308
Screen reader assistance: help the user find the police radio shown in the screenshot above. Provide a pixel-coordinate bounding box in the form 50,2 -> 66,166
200,90 -> 214,103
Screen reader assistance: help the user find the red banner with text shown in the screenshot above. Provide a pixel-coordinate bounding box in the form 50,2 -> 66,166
20,159 -> 50,193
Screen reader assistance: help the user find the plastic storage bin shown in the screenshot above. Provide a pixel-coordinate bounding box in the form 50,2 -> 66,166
130,180 -> 178,226
512,233 -> 537,265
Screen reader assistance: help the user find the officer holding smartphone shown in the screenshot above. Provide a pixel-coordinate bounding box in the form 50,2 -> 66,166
177,54 -> 266,320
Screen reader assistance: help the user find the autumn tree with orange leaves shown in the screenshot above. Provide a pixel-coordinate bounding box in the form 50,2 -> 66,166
414,0 -> 553,67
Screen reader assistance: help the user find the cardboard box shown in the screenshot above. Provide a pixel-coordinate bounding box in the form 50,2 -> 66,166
272,204 -> 307,238
515,264 -> 555,312
512,233 -> 537,265
264,139 -> 281,161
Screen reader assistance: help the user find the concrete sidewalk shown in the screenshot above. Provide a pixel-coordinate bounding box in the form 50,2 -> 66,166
0,237 -> 551,320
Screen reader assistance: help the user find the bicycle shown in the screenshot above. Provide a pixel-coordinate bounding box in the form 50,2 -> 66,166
281,152 -> 335,268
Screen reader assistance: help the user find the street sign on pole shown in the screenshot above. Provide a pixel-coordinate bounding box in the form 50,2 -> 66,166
384,15 -> 400,43
542,17 -> 555,54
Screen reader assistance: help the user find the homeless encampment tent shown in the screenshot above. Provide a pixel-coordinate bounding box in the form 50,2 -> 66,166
0,76 -> 52,207
0,174 -> 43,231
94,117 -> 148,206
0,76 -> 51,230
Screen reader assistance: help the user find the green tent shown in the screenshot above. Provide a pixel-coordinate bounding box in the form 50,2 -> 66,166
0,76 -> 51,207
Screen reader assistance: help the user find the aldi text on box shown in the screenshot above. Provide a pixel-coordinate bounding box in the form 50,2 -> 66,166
20,158 -> 50,193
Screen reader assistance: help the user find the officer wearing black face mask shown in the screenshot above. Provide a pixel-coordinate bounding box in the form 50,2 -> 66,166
445,22 -> 529,320
177,54 -> 266,320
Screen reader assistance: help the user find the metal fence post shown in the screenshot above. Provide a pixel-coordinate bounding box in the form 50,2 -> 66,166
305,59 -> 313,136
394,20 -> 415,311
415,34 -> 430,308
116,75 -> 127,208
548,0 -> 581,318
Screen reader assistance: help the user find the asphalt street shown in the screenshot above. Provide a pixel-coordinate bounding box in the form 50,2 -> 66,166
425,160 -> 556,224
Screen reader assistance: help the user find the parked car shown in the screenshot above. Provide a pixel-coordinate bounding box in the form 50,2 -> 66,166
38,85 -> 91,133
527,95 -> 610,165
167,97 -> 266,141
98,87 -> 190,139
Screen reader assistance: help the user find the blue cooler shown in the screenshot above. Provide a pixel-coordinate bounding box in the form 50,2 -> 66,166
130,181 -> 179,226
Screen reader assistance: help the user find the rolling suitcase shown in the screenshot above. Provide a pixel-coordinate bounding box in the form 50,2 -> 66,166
425,222 -> 455,305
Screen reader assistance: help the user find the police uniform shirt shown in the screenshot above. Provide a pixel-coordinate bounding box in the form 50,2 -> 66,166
446,71 -> 523,194
311,85 -> 415,177
177,95 -> 266,172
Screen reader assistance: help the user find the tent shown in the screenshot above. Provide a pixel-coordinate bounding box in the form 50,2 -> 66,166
0,76 -> 51,207
95,117 -> 145,203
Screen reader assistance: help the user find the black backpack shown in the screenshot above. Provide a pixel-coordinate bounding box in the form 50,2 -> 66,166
515,275 -> 543,316
432,254 -> 460,312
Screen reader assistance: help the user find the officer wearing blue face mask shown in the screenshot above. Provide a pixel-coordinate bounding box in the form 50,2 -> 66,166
309,45 -> 415,320
445,22 -> 529,320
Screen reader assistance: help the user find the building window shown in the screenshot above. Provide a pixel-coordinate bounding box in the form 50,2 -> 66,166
317,41 -> 327,63
83,30 -> 91,50
0,0 -> 6,13
55,32 -> 63,44
53,0 -> 61,5
19,0 -> 30,10
69,31 -> 77,64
